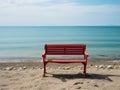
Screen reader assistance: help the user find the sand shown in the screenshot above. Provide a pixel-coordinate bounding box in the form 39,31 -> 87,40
0,61 -> 120,90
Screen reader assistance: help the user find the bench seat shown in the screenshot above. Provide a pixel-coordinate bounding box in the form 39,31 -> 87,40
45,59 -> 86,63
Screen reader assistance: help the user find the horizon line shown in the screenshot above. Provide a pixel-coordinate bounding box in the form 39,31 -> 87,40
0,25 -> 120,27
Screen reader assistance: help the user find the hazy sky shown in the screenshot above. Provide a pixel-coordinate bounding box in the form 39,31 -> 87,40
0,0 -> 120,26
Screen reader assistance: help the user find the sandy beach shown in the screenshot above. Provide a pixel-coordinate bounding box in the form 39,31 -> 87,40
0,61 -> 120,90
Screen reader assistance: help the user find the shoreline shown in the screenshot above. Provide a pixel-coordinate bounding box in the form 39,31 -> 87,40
0,57 -> 120,63
0,60 -> 120,70
0,59 -> 120,63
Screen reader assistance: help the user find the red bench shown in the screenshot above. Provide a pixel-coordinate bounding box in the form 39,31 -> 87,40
42,44 -> 89,77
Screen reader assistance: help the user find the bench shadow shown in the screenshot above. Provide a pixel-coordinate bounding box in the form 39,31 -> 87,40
52,73 -> 120,82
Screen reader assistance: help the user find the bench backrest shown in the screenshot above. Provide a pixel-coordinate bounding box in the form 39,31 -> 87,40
44,44 -> 86,55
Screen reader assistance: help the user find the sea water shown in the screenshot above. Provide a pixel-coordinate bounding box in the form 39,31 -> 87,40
0,26 -> 120,62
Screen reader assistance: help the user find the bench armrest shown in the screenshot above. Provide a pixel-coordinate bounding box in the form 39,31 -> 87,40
84,52 -> 89,60
42,51 -> 46,61
42,52 -> 46,57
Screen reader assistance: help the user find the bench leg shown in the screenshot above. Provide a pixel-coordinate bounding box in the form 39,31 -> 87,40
83,63 -> 87,76
43,62 -> 47,77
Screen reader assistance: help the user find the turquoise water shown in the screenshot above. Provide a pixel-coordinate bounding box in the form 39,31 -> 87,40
0,26 -> 120,62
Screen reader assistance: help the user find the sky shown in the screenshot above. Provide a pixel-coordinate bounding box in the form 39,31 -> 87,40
0,0 -> 120,26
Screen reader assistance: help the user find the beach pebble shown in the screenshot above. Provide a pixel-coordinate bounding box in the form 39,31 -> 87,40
64,67 -> 71,70
98,65 -> 105,69
92,82 -> 99,87
95,65 -> 98,68
6,66 -> 14,71
98,65 -> 104,69
23,66 -> 27,69
90,64 -> 93,66
73,82 -> 83,85
94,84 -> 99,87
107,65 -> 113,69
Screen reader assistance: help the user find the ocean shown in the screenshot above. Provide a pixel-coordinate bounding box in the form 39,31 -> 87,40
0,26 -> 120,62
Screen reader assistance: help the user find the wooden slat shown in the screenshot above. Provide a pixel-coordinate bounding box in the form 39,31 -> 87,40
65,47 -> 84,54
45,44 -> 86,55
65,48 -> 84,49
46,47 -> 64,54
